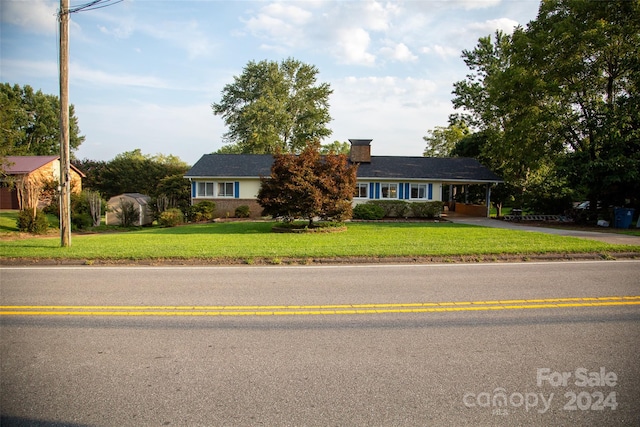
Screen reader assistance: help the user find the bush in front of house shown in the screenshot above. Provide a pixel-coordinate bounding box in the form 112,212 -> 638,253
17,208 -> 49,234
352,203 -> 385,220
410,201 -> 444,218
159,208 -> 184,227
235,205 -> 251,218
185,201 -> 216,222
368,200 -> 410,218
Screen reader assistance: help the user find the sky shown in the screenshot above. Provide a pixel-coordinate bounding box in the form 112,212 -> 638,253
1,0 -> 541,166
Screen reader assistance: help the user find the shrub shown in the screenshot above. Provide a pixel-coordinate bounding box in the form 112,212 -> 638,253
17,208 -> 49,234
159,208 -> 184,227
368,200 -> 410,217
410,201 -> 444,218
71,212 -> 93,230
115,200 -> 140,227
235,205 -> 251,218
186,201 -> 216,222
353,203 -> 385,220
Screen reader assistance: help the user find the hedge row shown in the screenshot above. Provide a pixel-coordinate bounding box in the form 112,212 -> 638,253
353,200 -> 444,220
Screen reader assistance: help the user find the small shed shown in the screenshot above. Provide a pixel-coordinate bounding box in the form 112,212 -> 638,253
106,193 -> 153,226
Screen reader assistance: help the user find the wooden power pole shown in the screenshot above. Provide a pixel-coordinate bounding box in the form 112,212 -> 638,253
59,0 -> 71,247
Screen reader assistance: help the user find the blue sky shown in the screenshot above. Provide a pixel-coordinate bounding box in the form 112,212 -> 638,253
1,0 -> 540,165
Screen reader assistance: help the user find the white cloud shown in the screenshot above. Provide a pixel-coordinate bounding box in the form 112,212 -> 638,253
469,18 -> 520,35
359,1 -> 398,31
1,0 -> 58,34
453,0 -> 503,10
242,2 -> 313,48
140,21 -> 215,59
333,27 -> 376,66
335,76 -> 437,108
97,16 -> 135,39
380,41 -> 417,62
421,44 -> 460,59
71,62 -> 169,89
1,59 -> 58,80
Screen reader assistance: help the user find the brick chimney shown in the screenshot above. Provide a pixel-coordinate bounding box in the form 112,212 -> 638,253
349,139 -> 372,163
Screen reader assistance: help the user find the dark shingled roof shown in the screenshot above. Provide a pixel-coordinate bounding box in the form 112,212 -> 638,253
185,154 -> 502,183
185,154 -> 275,178
356,156 -> 502,182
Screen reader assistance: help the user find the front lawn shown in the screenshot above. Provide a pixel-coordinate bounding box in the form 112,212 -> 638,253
0,221 -> 637,263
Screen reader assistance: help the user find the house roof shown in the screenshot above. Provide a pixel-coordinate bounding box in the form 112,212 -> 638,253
185,154 -> 275,178
356,156 -> 502,183
3,156 -> 59,174
2,156 -> 86,177
185,154 -> 502,183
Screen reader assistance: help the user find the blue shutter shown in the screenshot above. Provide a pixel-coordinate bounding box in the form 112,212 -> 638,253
234,181 -> 240,199
405,183 -> 410,200
191,182 -> 196,198
375,183 -> 381,199
369,183 -> 375,199
428,183 -> 433,200
399,183 -> 404,199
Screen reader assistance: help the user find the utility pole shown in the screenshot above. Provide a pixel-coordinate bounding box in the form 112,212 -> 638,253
59,0 -> 71,247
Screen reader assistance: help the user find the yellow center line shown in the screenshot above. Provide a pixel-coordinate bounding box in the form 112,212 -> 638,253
1,296 -> 639,317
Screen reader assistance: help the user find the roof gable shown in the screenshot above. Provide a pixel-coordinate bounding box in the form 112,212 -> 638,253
185,154 -> 502,183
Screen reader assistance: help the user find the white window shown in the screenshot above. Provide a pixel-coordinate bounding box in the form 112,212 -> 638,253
411,183 -> 428,199
381,183 -> 397,199
197,182 -> 214,197
218,182 -> 234,197
355,183 -> 368,198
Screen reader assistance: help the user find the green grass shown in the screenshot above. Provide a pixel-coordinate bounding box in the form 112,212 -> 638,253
1,221 -> 638,262
0,210 -> 19,232
0,210 -> 59,234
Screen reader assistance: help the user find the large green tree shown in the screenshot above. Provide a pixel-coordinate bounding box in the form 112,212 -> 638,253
525,0 -> 640,209
0,83 -> 84,158
452,0 -> 640,215
423,116 -> 470,157
212,58 -> 333,154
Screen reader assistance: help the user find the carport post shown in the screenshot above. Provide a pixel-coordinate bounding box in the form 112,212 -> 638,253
485,184 -> 492,218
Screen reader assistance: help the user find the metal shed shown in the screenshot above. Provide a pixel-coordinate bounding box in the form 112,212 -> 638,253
105,193 -> 153,226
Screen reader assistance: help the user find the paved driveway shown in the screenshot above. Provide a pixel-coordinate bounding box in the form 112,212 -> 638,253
446,214 -> 640,246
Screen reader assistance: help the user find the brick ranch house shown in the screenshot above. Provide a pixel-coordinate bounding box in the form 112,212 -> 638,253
0,156 -> 85,210
184,139 -> 502,219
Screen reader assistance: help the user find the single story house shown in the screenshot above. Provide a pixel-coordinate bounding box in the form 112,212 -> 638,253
0,155 -> 85,210
184,139 -> 503,218
105,193 -> 154,226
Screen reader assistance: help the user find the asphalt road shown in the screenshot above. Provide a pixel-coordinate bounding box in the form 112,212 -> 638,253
1,261 -> 639,426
